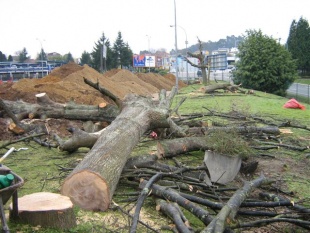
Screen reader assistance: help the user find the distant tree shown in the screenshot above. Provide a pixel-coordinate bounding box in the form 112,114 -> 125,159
234,29 -> 298,96
37,48 -> 47,61
287,17 -> 310,73
0,51 -> 7,62
91,32 -> 112,72
80,51 -> 92,66
47,54 -> 64,62
111,32 -> 133,69
7,55 -> 13,61
18,47 -> 30,62
186,38 -> 209,85
139,50 -> 149,55
64,52 -> 74,63
184,35 -> 244,55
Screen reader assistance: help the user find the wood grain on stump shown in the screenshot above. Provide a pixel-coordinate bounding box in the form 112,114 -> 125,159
9,192 -> 76,229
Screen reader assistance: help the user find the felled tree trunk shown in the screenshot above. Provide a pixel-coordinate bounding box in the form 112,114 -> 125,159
200,83 -> 243,93
157,136 -> 212,158
188,126 -> 281,136
10,192 -> 76,229
1,93 -> 119,122
61,90 -> 177,211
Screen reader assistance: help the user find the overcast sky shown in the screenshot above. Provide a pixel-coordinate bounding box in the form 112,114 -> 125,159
1,0 -> 309,59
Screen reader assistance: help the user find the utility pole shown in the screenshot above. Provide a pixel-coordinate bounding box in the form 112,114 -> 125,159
36,38 -> 45,78
100,43 -> 103,73
146,35 -> 151,72
171,24 -> 189,83
174,0 -> 179,91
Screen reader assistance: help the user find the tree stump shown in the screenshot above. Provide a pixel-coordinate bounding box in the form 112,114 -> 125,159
9,192 -> 76,229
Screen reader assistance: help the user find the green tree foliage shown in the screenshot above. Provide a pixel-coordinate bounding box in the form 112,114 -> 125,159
91,33 -> 112,72
64,52 -> 74,63
80,51 -> 92,65
234,29 -> 298,96
111,31 -> 133,69
185,35 -> 244,55
287,17 -> 310,73
18,47 -> 30,62
7,55 -> 13,61
36,48 -> 47,61
0,51 -> 7,62
47,54 -> 64,62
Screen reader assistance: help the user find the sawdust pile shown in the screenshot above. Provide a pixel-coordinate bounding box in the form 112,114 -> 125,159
0,62 -> 186,105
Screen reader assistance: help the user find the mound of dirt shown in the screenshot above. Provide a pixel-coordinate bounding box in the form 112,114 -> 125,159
0,63 -> 186,106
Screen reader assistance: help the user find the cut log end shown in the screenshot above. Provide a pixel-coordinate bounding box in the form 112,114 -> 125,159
61,170 -> 110,211
99,102 -> 107,108
8,122 -> 25,134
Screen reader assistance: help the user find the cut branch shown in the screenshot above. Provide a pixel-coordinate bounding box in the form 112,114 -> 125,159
203,175 -> 269,233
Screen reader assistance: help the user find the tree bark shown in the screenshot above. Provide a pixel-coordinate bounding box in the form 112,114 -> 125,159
1,93 -> 119,122
202,175 -> 268,233
139,180 -> 214,225
187,126 -> 281,136
200,83 -> 241,93
53,127 -> 104,152
157,136 -> 211,158
155,199 -> 192,233
61,90 -> 177,211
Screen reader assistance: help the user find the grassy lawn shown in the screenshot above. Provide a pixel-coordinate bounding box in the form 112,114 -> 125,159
175,83 -> 310,122
295,78 -> 310,85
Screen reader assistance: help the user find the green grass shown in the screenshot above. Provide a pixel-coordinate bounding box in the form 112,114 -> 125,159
175,84 -> 310,122
296,78 -> 310,85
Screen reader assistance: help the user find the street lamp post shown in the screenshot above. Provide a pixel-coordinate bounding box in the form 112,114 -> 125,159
173,0 -> 179,91
170,24 -> 189,83
146,35 -> 151,72
36,38 -> 45,78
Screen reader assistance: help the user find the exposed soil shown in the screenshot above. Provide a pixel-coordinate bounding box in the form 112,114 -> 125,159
0,62 -> 186,106
0,63 -> 186,140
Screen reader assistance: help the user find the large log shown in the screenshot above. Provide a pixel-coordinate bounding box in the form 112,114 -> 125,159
1,93 -> 119,122
157,136 -> 211,158
61,90 -> 176,211
187,126 -> 281,136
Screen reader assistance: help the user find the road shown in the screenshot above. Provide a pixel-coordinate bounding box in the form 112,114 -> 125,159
287,83 -> 310,97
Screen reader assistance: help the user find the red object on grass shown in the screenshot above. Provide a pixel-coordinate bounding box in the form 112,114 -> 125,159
150,131 -> 158,139
283,98 -> 306,110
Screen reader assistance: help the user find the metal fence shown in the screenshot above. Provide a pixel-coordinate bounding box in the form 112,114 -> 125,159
178,70 -> 233,82
287,83 -> 310,104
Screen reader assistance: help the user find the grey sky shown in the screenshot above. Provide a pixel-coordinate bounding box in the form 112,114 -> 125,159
1,0 -> 309,59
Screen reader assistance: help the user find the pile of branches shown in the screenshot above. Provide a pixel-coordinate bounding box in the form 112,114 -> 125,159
105,152 -> 309,233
